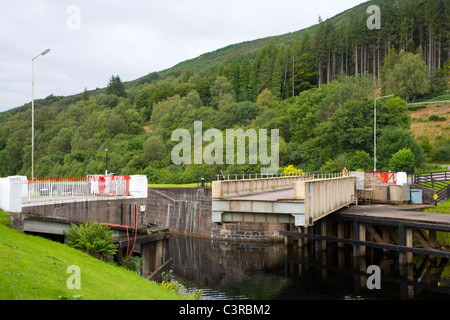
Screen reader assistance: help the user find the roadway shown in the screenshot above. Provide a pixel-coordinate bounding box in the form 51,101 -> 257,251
225,188 -> 297,202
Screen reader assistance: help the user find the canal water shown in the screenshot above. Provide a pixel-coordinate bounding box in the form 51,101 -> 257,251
165,234 -> 450,300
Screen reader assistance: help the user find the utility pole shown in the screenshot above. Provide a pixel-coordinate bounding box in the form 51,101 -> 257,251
31,49 -> 50,180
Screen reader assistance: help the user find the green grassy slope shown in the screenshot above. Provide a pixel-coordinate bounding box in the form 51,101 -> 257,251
0,210 -> 182,300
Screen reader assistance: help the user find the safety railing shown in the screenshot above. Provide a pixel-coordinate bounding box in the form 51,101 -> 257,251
22,175 -> 131,203
435,185 -> 450,204
88,175 -> 130,196
365,172 -> 397,185
413,171 -> 450,190
215,172 -> 344,181
414,171 -> 450,204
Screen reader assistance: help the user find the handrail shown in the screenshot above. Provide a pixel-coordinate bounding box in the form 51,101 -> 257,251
435,185 -> 450,204
215,172 -> 344,181
413,171 -> 450,191
22,175 -> 131,203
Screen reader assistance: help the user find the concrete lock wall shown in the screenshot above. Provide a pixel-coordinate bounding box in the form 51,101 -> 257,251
20,197 -> 148,227
147,187 -> 285,241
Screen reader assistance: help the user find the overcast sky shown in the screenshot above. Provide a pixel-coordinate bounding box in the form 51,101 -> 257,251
0,0 -> 367,112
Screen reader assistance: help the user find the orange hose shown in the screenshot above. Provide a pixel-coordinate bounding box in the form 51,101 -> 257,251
101,205 -> 139,268
120,205 -> 138,267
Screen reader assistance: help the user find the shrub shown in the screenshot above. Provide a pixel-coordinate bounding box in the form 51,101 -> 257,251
117,256 -> 143,273
320,154 -> 351,173
389,148 -> 415,171
431,143 -> 450,162
428,114 -> 446,122
282,165 -> 304,175
349,150 -> 372,171
65,222 -> 118,261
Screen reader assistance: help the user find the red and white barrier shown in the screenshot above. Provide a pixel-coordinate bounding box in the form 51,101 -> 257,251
89,175 -> 130,196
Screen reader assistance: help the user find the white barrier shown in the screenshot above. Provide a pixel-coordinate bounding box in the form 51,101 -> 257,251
0,176 -> 22,213
129,175 -> 148,198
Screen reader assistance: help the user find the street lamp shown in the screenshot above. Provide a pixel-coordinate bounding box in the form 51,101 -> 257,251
374,94 -> 394,172
31,49 -> 50,180
105,149 -> 109,175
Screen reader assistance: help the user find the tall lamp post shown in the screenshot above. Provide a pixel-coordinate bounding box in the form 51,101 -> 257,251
374,94 -> 394,172
105,149 -> 109,175
31,49 -> 50,180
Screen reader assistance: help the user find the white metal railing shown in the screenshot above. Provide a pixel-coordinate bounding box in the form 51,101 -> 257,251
22,177 -> 91,203
22,175 -> 131,203
216,172 -> 344,181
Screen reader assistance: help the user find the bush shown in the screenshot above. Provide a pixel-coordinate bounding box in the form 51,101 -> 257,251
282,165 -> 304,175
349,151 -> 372,171
389,148 -> 415,171
117,256 -> 144,274
431,143 -> 450,162
429,114 -> 446,122
65,222 -> 118,261
320,154 -> 351,173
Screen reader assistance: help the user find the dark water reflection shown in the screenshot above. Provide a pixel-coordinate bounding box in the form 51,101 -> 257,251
166,234 -> 450,300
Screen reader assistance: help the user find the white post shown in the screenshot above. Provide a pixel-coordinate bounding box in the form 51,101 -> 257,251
0,177 -> 23,213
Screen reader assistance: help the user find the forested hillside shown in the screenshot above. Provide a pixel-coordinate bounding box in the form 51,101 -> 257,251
0,0 -> 449,183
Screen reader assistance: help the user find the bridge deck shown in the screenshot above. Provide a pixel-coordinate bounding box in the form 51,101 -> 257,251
225,188 -> 297,202
213,176 -> 356,227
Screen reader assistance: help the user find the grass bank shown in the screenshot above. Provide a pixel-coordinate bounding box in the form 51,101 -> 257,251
424,199 -> 450,246
0,210 -> 182,300
425,198 -> 450,215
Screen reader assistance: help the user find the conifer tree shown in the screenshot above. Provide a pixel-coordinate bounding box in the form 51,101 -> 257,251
106,75 -> 126,97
